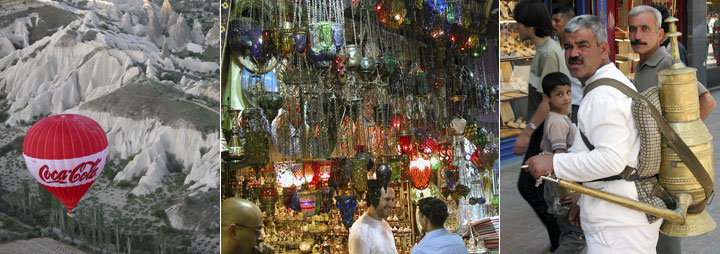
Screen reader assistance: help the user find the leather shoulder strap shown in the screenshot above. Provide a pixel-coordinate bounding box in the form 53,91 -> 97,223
585,78 -> 714,199
579,130 -> 595,151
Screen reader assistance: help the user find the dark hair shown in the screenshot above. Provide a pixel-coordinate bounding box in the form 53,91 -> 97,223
513,0 -> 553,37
653,5 -> 671,34
366,180 -> 389,208
541,72 -> 571,96
418,198 -> 449,227
552,6 -> 575,21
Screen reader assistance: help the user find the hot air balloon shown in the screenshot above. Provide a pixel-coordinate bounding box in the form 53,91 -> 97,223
22,114 -> 108,216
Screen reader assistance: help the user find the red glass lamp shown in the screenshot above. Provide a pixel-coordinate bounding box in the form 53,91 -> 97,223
398,129 -> 413,155
421,136 -> 439,155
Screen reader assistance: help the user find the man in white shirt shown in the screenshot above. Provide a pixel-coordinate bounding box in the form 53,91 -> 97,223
526,15 -> 662,253
348,180 -> 398,254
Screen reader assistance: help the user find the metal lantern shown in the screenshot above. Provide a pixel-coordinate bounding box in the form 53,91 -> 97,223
228,18 -> 258,52
332,23 -> 345,50
346,45 -> 360,68
360,57 -> 376,77
351,158 -> 368,194
279,22 -> 295,55
258,91 -> 284,123
259,179 -> 278,216
386,155 -> 404,184
319,187 -> 334,213
244,131 -> 269,175
376,163 -> 393,187
328,157 -> 349,190
294,26 -> 308,54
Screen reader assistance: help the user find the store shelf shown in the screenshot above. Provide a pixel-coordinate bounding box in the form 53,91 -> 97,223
615,52 -> 640,62
499,90 -> 527,102
500,55 -> 533,62
500,127 -> 522,138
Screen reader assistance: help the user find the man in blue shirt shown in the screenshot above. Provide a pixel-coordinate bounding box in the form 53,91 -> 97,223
411,198 -> 468,254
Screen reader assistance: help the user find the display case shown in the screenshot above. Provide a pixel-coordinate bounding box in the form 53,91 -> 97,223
499,0 -> 530,141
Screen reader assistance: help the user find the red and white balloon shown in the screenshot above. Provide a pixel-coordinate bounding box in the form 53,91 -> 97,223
23,114 -> 108,212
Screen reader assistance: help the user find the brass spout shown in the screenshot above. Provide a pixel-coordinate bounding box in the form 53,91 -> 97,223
541,176 -> 692,224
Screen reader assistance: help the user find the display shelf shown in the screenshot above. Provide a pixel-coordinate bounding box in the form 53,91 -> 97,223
499,90 -> 527,102
499,62 -> 528,135
500,55 -> 534,62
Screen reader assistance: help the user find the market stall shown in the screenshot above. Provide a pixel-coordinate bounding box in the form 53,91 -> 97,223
498,0 -> 529,161
220,0 -> 500,253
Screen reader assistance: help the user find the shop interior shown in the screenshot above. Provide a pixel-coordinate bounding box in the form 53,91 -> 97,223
220,0 -> 500,253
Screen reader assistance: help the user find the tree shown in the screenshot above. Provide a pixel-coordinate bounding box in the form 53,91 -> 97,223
37,182 -> 53,211
92,208 -> 97,245
97,206 -> 105,248
115,224 -> 120,254
58,199 -> 66,232
21,181 -> 31,216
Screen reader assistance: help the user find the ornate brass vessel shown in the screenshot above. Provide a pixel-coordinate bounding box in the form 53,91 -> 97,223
656,17 -> 715,236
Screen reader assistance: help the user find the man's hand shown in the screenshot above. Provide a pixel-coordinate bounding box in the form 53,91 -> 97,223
561,193 -> 581,206
568,204 -> 581,227
525,154 -> 555,179
513,130 -> 532,155
254,243 -> 275,254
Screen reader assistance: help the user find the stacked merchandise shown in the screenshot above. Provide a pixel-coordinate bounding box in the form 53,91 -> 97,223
472,216 -> 499,252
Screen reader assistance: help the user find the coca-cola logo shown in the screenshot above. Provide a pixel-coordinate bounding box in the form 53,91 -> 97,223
38,159 -> 101,184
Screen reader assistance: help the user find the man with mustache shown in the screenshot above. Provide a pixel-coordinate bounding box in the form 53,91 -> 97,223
526,15 -> 662,253
627,5 -> 716,254
552,6 -> 583,124
512,1 -> 570,252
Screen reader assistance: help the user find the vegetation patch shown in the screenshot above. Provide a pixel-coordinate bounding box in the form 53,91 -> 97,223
81,30 -> 97,42
80,78 -> 218,133
0,135 -> 23,155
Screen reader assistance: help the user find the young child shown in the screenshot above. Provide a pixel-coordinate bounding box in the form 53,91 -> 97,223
540,72 -> 585,253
